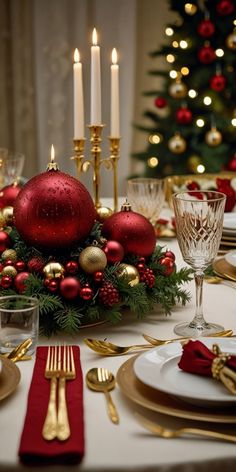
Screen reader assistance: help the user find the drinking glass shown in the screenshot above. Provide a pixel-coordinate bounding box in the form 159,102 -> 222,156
2,152 -> 25,186
127,178 -> 165,225
0,296 -> 39,355
172,190 -> 226,336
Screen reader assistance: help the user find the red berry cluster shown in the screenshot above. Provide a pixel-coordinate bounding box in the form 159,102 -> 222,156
139,267 -> 155,288
99,281 -> 119,307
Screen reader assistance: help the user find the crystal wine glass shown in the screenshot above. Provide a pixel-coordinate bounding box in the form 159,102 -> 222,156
126,178 -> 165,225
172,190 -> 226,337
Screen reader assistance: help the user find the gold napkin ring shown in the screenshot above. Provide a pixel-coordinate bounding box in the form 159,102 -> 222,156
211,343 -> 231,380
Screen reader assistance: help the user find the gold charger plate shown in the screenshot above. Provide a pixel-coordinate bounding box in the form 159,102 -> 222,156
219,240 -> 236,248
116,355 -> 236,423
213,258 -> 236,282
0,356 -> 21,401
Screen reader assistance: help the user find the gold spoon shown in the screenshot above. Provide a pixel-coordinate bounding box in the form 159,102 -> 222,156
86,367 -> 119,424
142,329 -> 234,346
205,275 -> 236,288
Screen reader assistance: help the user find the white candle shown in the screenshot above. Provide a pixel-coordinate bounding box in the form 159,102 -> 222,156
91,28 -> 101,124
111,48 -> 120,137
73,48 -> 84,138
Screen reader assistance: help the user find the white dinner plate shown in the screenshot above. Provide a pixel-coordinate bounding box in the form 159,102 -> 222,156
225,250 -> 236,268
134,338 -> 236,407
223,213 -> 236,230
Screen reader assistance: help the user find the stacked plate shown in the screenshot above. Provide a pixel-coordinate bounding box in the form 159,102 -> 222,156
219,213 -> 236,254
116,338 -> 236,424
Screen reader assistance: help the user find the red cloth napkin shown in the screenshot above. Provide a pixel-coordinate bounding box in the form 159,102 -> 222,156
18,346 -> 84,465
178,340 -> 236,376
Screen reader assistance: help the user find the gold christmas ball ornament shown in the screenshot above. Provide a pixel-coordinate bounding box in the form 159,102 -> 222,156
43,262 -> 65,279
1,265 -> 17,278
0,211 -> 6,228
168,133 -> 187,154
79,246 -> 107,274
226,29 -> 236,51
96,206 -> 113,222
117,263 -> 140,287
2,206 -> 14,225
169,80 -> 187,98
1,249 -> 17,262
205,127 -> 222,147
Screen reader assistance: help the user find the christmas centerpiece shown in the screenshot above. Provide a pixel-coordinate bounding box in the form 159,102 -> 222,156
0,161 -> 192,336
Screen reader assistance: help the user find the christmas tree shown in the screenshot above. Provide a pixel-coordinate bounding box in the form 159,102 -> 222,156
133,0 -> 236,177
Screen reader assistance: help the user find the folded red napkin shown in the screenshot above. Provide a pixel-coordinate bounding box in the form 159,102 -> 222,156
18,346 -> 84,465
178,340 -> 236,394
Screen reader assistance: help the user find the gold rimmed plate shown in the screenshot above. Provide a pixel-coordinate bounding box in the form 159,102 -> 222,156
0,356 -> 21,401
116,356 -> 236,423
213,258 -> 236,282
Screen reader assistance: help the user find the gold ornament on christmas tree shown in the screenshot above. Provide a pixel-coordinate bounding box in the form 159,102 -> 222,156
168,133 -> 187,153
226,28 -> 236,51
169,79 -> 187,98
117,263 -> 140,286
79,246 -> 107,274
205,127 -> 222,147
43,262 -> 65,279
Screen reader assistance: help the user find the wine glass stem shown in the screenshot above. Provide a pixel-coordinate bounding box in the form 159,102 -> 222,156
191,271 -> 205,328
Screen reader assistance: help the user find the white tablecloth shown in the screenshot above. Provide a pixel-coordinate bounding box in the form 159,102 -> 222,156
1,234 -> 236,472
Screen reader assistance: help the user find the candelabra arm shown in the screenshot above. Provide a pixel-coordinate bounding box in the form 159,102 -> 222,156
71,138 -> 86,176
89,125 -> 104,209
109,136 -> 120,212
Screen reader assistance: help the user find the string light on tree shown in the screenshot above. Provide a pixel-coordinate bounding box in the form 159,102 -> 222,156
165,27 -> 174,36
188,89 -> 197,98
196,118 -> 205,127
203,96 -> 212,106
147,157 -> 159,168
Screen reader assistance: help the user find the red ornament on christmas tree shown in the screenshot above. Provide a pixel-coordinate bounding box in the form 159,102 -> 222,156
198,44 -> 216,64
176,107 -> 193,124
197,19 -> 215,38
101,201 -> 156,257
14,168 -> 95,252
154,97 -> 167,108
216,0 -> 234,15
210,74 -> 226,92
227,154 -> 236,172
0,182 -> 22,209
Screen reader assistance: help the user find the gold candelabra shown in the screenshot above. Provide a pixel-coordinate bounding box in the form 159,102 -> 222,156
71,125 -> 120,212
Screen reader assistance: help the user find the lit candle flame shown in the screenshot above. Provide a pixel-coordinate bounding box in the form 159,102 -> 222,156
112,48 -> 117,65
74,48 -> 80,63
51,144 -> 55,163
92,27 -> 97,46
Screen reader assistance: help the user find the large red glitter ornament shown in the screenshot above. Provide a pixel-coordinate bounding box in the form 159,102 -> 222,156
102,202 -> 156,257
198,45 -> 216,64
210,74 -> 226,92
14,169 -> 95,252
0,182 -> 22,209
197,19 -> 215,38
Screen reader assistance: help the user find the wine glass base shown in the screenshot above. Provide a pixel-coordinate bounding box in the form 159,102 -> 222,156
173,321 -> 224,337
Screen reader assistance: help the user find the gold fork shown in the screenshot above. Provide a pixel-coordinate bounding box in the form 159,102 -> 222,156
84,338 -> 152,356
135,413 -> 236,443
42,346 -> 59,441
57,345 -> 76,441
142,329 -> 234,346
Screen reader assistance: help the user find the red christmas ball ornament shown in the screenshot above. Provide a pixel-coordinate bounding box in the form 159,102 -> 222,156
210,74 -> 226,92
47,279 -> 59,293
1,275 -> 12,288
197,19 -> 215,37
155,97 -> 167,108
14,169 -> 96,252
198,45 -> 216,64
176,107 -> 193,124
93,271 -> 104,283
15,260 -> 26,272
216,0 -> 234,15
14,271 -> 30,293
0,231 -> 11,253
65,260 -> 79,275
28,256 -> 45,273
80,284 -> 94,301
159,257 -> 176,276
0,182 -> 22,209
103,240 -> 125,264
216,178 -> 236,212
60,277 -> 81,300
227,154 -> 236,172
102,202 -> 156,257
164,250 -> 176,262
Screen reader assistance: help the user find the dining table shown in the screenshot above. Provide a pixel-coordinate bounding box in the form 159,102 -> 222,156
1,203 -> 236,472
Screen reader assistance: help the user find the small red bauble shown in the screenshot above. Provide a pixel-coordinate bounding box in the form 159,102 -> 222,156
210,74 -> 226,92
28,256 -> 45,273
216,0 -> 234,15
1,275 -> 12,288
186,181 -> 200,191
15,260 -> 26,272
198,45 -> 216,64
176,107 -> 193,124
197,19 -> 215,37
0,183 -> 22,209
80,284 -> 94,301
164,250 -> 176,262
103,240 -> 125,264
47,279 -> 59,293
0,231 -> 11,253
65,261 -> 79,275
60,277 -> 81,300
159,257 -> 175,276
4,259 -> 14,266
14,170 -> 95,252
137,263 -> 145,273
93,271 -> 104,283
227,154 -> 236,172
155,97 -> 167,108
102,203 -> 156,257
14,271 -> 30,293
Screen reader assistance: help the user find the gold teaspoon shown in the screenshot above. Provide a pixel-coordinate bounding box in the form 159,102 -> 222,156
86,368 -> 119,424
